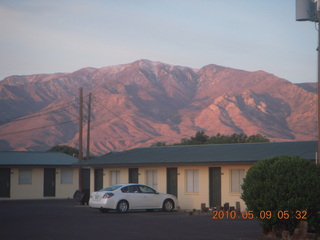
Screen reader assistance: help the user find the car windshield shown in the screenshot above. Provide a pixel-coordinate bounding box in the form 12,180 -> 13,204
99,185 -> 122,192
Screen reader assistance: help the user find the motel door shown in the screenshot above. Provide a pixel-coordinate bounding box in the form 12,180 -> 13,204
94,169 -> 103,191
81,168 -> 91,204
209,167 -> 221,208
128,168 -> 139,183
167,167 -> 178,197
44,168 -> 56,197
0,168 -> 10,198
81,168 -> 90,191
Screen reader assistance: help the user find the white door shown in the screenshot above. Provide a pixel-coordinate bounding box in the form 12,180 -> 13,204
121,185 -> 143,209
138,185 -> 162,208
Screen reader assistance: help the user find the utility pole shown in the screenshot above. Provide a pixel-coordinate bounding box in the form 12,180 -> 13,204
296,0 -> 319,162
79,87 -> 84,162
318,8 -> 320,164
86,93 -> 92,158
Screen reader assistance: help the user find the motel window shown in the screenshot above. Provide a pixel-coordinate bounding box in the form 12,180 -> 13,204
110,170 -> 120,185
19,169 -> 32,184
231,169 -> 245,193
61,168 -> 73,184
186,169 -> 199,193
146,170 -> 158,190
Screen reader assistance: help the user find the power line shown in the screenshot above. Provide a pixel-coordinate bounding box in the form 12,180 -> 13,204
92,97 -> 160,143
7,103 -> 79,123
2,95 -> 90,124
0,119 -> 77,137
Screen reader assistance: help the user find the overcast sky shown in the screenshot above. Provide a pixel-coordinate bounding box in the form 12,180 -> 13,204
0,0 -> 317,83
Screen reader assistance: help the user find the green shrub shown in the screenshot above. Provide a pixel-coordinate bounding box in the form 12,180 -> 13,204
241,155 -> 320,233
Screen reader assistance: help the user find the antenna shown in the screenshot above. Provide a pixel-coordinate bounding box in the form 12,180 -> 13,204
296,0 -> 320,164
296,0 -> 318,22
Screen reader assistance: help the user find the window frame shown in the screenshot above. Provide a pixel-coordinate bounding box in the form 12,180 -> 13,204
18,168 -> 32,185
146,169 -> 158,190
230,169 -> 245,194
60,168 -> 73,184
110,170 -> 120,186
185,169 -> 199,193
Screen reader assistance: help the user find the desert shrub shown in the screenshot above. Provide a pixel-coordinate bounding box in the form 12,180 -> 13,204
241,155 -> 320,233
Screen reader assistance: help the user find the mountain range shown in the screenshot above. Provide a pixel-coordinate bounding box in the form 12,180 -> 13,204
0,59 -> 317,156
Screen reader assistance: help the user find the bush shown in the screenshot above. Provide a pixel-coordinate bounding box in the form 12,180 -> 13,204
241,155 -> 320,233
48,145 -> 79,156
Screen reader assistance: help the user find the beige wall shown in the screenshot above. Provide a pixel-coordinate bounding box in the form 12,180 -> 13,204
10,168 -> 43,199
3,164 -> 252,209
221,165 -> 252,211
138,166 -> 167,193
2,167 -> 79,200
90,166 -> 168,193
90,164 -> 253,211
177,166 -> 209,210
176,165 -> 252,210
55,167 -> 79,199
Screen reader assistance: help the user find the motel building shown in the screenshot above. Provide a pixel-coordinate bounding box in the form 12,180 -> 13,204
0,141 -> 317,211
0,152 -> 79,200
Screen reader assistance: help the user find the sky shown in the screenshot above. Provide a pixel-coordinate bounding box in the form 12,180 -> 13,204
0,0 -> 318,83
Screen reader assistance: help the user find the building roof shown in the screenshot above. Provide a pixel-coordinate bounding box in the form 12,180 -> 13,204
0,151 -> 79,166
78,141 -> 317,167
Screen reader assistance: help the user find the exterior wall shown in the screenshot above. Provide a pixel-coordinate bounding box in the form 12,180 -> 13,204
55,167 -> 79,199
220,165 -> 252,211
89,168 -> 95,192
89,164 -> 253,211
177,165 -> 209,210
91,166 -> 168,194
3,163 -> 251,208
177,165 -> 252,210
1,167 -> 79,200
11,167 -> 43,199
89,167 -> 127,192
137,166 -> 167,193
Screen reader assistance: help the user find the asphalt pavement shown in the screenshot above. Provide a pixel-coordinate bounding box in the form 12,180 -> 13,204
0,199 -> 262,240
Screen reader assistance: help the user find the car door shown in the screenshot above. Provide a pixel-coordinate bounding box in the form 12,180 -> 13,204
121,185 -> 143,209
138,185 -> 162,208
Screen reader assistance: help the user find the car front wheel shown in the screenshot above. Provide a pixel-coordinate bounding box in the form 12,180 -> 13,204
116,200 -> 129,213
162,199 -> 174,212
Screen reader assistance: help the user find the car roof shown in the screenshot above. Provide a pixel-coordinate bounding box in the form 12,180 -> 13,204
98,183 -> 148,192
118,183 -> 147,187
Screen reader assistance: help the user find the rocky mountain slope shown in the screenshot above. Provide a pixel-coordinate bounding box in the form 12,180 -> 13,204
0,59 -> 317,155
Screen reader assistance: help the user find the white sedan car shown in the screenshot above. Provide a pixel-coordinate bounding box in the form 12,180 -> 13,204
89,184 -> 178,213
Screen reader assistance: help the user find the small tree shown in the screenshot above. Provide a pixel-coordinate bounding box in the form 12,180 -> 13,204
48,145 -> 79,157
230,133 -> 248,143
247,134 -> 270,143
180,138 -> 192,145
241,155 -> 320,234
190,130 -> 209,144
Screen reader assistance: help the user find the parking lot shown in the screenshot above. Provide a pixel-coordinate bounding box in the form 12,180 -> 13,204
0,199 -> 261,240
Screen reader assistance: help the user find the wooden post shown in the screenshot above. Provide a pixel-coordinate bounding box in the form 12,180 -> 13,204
79,87 -> 83,162
78,88 -> 83,194
201,203 -> 206,212
235,201 -> 241,214
223,202 -> 229,211
317,17 -> 320,160
86,93 -> 92,159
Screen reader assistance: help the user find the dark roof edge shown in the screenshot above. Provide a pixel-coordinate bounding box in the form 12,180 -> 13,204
75,161 -> 260,167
